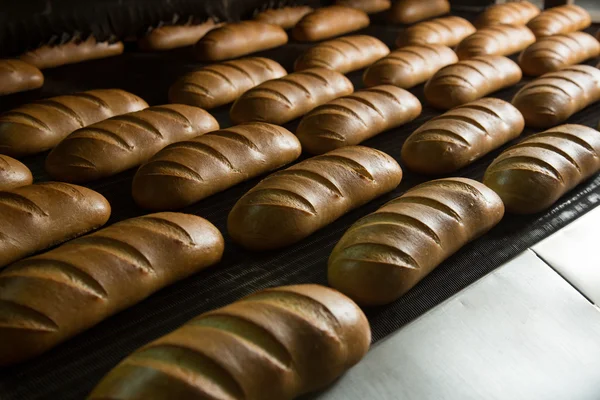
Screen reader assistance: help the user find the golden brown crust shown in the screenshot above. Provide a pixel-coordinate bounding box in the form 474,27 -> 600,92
0,182 -> 110,268
88,284 -> 370,400
475,1 -> 540,28
294,35 -> 389,74
328,178 -> 504,305
254,6 -> 314,29
168,57 -> 287,109
335,0 -> 391,14
363,44 -> 458,89
297,85 -> 421,155
455,24 -> 535,60
527,4 -> 591,38
45,105 -> 219,183
194,21 -> 288,61
389,0 -> 450,24
512,65 -> 600,128
484,124 -> 600,214
132,123 -> 302,210
396,16 -> 475,48
0,60 -> 43,96
292,6 -> 370,42
20,37 -> 124,69
518,32 -> 600,76
0,155 -> 32,191
424,55 -> 522,110
138,21 -> 219,51
0,89 -> 148,157
402,98 -> 524,174
0,212 -> 224,366
230,68 -> 354,125
228,146 -> 402,251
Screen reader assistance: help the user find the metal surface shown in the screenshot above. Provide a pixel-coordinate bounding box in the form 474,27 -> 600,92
316,250 -> 600,400
533,205 -> 600,305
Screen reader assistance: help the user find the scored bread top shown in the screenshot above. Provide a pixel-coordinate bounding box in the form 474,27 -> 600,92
475,1 -> 540,28
254,6 -> 314,29
455,24 -> 536,60
396,16 -> 476,48
292,6 -> 370,42
138,21 -> 219,51
0,155 -> 33,191
389,0 -> 450,24
336,0 -> 391,14
527,4 -> 591,38
88,284 -> 370,400
0,59 -> 44,96
328,178 -> 504,305
228,145 -> 402,250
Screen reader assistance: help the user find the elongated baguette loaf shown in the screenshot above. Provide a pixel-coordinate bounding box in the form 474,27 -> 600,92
389,0 -> 450,24
395,16 -> 475,48
0,60 -> 43,96
20,37 -> 124,69
424,56 -> 522,110
518,32 -> 600,76
329,178 -> 504,305
475,1 -> 540,28
0,212 -> 224,366
402,98 -> 524,174
138,21 -> 219,51
169,57 -> 287,110
45,104 -> 219,183
0,182 -> 110,268
0,89 -> 148,157
484,124 -> 600,214
527,4 -> 591,38
194,21 -> 288,61
294,35 -> 389,74
133,123 -> 302,210
455,24 -> 535,60
228,146 -> 402,250
363,44 -> 457,89
297,85 -> 421,155
512,65 -> 600,128
230,68 -> 353,125
89,284 -> 370,400
254,6 -> 314,29
0,155 -> 32,191
292,6 -> 370,42
336,0 -> 391,14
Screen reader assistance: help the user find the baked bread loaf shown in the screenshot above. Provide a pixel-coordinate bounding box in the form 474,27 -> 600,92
254,6 -> 314,29
363,44 -> 457,89
484,124 -> 600,214
0,155 -> 33,191
389,0 -> 450,24
230,68 -> 353,125
0,182 -> 110,268
133,123 -> 302,210
336,0 -> 391,14
228,146 -> 402,251
20,37 -> 124,69
402,98 -> 524,174
0,60 -> 43,96
0,212 -> 224,366
518,32 -> 600,76
424,55 -> 522,110
455,24 -> 535,60
292,6 -> 370,42
194,21 -> 288,61
328,178 -> 504,305
169,57 -> 287,110
89,284 -> 370,400
0,89 -> 148,157
512,65 -> 600,128
294,35 -> 389,74
527,4 -> 591,38
45,105 -> 219,183
297,85 -> 421,155
138,21 -> 219,51
475,1 -> 540,28
395,16 -> 475,48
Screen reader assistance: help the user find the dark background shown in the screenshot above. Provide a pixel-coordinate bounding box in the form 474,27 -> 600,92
0,2 -> 599,399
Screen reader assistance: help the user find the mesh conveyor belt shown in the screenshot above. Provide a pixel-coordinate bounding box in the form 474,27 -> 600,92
1,14 -> 599,400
